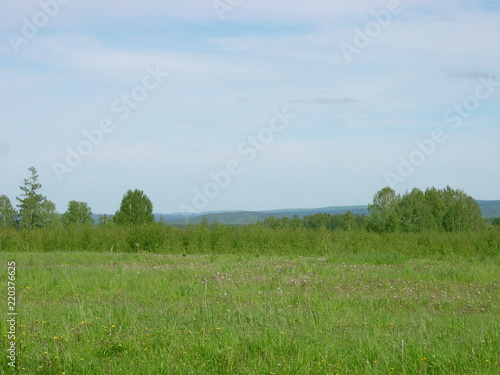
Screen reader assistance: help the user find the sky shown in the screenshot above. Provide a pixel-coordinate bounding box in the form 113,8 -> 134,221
0,0 -> 499,214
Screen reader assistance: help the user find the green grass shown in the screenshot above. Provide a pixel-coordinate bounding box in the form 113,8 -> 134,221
1,251 -> 499,374
1,225 -> 499,259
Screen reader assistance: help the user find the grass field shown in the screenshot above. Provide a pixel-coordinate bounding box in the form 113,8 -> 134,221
1,251 -> 499,374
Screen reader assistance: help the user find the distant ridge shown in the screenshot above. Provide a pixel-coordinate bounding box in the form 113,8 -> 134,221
155,205 -> 368,225
476,200 -> 500,219
92,200 -> 500,226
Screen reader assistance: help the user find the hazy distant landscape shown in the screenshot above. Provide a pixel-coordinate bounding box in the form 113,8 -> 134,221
151,200 -> 500,225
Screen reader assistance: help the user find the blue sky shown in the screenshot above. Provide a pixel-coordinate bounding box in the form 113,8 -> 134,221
1,0 -> 499,214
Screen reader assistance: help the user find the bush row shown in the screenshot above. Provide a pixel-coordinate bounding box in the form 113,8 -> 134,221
1,223 -> 499,259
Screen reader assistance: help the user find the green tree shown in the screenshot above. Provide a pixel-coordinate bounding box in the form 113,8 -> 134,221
40,200 -> 62,229
492,218 -> 500,227
0,195 -> 17,227
16,167 -> 58,229
16,167 -> 60,229
396,188 -> 435,232
368,187 -> 400,233
62,201 -> 94,227
114,189 -> 154,226
368,186 -> 483,233
439,187 -> 484,232
341,211 -> 357,231
291,214 -> 303,230
424,187 -> 447,231
262,216 -> 279,229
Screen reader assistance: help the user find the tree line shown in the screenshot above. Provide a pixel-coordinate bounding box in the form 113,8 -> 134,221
0,167 -> 154,229
0,167 -> 496,233
260,187 -> 489,233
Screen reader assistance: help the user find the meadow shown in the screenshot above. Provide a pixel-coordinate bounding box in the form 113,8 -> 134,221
1,231 -> 499,374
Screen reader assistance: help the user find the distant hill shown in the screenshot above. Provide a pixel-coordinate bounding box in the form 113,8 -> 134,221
262,205 -> 370,217
476,200 -> 500,219
93,200 -> 500,226
159,205 -> 370,225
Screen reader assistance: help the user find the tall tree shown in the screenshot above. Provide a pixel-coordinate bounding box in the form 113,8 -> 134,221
440,187 -> 484,232
397,188 -> 435,232
368,187 -> 400,233
40,200 -> 62,229
0,195 -> 17,227
114,189 -> 154,226
424,187 -> 447,231
16,167 -> 59,229
62,201 -> 94,227
17,167 -> 46,229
